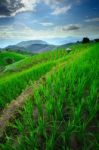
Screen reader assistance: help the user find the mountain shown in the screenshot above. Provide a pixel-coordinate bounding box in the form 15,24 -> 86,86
58,42 -> 75,48
26,44 -> 56,53
17,40 -> 48,47
4,40 -> 56,53
45,36 -> 81,45
1,39 -> 78,53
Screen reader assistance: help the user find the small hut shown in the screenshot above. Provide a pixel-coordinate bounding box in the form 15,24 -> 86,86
66,48 -> 71,53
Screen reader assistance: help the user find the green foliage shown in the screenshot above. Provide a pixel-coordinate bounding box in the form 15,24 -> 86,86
0,43 -> 99,150
82,37 -> 90,44
4,48 -> 67,73
0,51 -> 26,67
0,48 -> 69,108
0,61 -> 55,108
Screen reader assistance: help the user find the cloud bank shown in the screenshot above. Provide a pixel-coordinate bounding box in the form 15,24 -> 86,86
0,0 -> 72,17
0,0 -> 39,17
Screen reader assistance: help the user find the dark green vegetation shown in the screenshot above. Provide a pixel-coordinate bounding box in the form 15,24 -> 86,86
0,43 -> 99,150
82,37 -> 90,43
0,51 -> 27,67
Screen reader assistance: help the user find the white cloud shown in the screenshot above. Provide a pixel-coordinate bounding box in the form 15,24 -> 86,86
0,24 -> 56,40
0,15 -> 8,18
0,23 -> 72,41
40,22 -> 54,26
11,0 -> 39,16
0,0 -> 39,17
51,5 -> 71,15
49,23 -> 99,37
0,0 -> 72,17
0,23 -> 98,42
42,0 -> 72,16
42,0 -> 59,8
20,0 -> 38,12
85,17 -> 99,22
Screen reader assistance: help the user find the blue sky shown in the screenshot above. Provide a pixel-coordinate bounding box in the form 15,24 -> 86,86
0,0 -> 99,47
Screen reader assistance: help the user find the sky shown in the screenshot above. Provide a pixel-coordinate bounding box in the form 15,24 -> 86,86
0,0 -> 99,47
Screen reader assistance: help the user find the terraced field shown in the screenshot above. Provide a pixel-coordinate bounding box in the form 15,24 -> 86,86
0,51 -> 27,67
0,43 -> 99,150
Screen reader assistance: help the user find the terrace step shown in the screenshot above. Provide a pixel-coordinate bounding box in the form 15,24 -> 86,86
0,86 -> 33,137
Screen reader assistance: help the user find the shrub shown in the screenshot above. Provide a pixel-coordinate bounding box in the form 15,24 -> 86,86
94,38 -> 99,42
4,58 -> 14,65
82,37 -> 90,43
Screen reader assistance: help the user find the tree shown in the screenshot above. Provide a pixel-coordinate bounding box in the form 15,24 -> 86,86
4,58 -> 13,65
94,39 -> 99,42
82,37 -> 90,43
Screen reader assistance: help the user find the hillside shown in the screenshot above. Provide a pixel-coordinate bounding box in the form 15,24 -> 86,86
0,48 -> 68,108
0,43 -> 99,150
0,51 -> 27,67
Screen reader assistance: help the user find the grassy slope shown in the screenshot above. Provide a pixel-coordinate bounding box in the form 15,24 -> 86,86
0,48 -> 70,109
0,43 -> 99,149
4,48 -> 67,73
0,51 -> 27,67
0,44 -> 88,80
0,44 -> 88,109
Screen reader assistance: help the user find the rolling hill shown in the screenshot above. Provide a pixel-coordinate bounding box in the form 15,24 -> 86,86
0,51 -> 27,67
0,43 -> 98,150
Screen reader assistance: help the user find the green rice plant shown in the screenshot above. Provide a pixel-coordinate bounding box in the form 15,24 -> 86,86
0,43 -> 99,150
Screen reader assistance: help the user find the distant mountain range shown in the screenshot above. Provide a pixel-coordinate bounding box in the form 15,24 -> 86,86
1,40 -> 56,53
17,40 -> 48,47
45,36 -> 81,45
0,40 -> 74,53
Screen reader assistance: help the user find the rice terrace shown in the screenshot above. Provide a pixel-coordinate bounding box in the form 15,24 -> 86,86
0,0 -> 99,150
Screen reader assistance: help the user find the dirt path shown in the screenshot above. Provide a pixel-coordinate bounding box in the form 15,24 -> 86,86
0,50 -> 86,138
0,63 -> 61,138
0,86 -> 33,137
